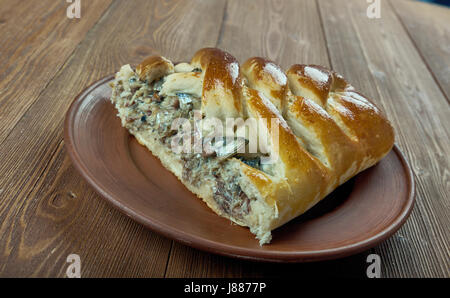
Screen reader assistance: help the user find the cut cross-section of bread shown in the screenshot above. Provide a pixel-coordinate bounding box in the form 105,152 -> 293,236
110,48 -> 394,245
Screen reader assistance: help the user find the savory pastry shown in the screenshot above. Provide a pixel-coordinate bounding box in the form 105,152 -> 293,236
110,48 -> 394,245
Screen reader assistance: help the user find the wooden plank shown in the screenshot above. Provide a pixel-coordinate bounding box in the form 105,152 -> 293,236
165,0 -> 371,278
391,0 -> 450,101
0,141 -> 170,277
0,0 -> 113,145
1,0 -> 448,278
318,0 -> 449,277
0,0 -> 226,277
214,0 -> 329,67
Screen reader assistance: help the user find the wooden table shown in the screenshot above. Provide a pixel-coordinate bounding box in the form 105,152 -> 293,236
0,0 -> 448,278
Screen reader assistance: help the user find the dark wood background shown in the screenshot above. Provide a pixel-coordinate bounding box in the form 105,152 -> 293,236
0,0 -> 448,278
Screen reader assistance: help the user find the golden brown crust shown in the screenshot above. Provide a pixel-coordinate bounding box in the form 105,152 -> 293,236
287,96 -> 361,182
191,48 -> 244,120
328,91 -> 394,167
287,64 -> 333,107
239,55 -> 394,231
241,57 -> 288,111
114,48 -> 395,243
136,55 -> 174,82
243,88 -> 333,226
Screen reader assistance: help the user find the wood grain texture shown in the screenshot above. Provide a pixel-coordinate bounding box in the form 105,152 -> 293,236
215,0 -> 329,67
1,141 -> 170,277
391,0 -> 450,102
318,0 -> 449,277
164,0 -> 370,277
0,0 -> 226,277
0,0 -> 448,277
0,0 -> 113,145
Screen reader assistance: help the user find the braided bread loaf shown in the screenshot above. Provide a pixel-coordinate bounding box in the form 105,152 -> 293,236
110,48 -> 394,245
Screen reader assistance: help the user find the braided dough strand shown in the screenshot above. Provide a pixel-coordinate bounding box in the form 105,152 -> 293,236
125,48 -> 394,244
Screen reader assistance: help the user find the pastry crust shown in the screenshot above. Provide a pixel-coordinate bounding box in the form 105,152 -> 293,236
110,48 -> 394,245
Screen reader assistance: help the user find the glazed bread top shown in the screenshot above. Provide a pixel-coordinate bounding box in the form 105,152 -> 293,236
135,47 -> 395,219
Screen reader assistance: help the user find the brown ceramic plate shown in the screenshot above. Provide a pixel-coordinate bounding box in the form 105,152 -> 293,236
65,75 -> 415,263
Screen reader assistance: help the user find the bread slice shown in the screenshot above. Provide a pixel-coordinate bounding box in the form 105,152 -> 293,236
110,48 -> 394,245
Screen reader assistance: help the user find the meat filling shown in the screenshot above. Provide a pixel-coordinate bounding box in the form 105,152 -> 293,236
112,72 -> 258,220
